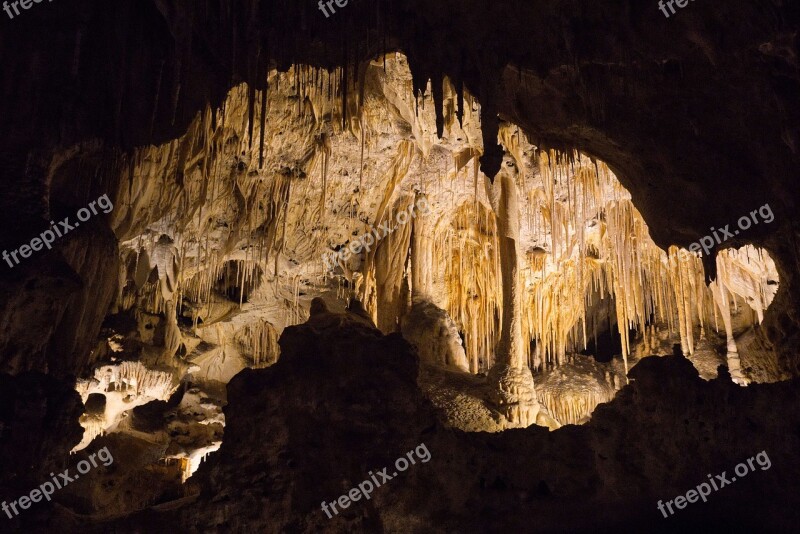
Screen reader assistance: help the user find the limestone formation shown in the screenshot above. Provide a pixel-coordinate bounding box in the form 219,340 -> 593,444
1,2 -> 798,530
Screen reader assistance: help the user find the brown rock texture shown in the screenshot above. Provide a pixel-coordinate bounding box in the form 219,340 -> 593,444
0,372 -> 84,489
42,321 -> 795,533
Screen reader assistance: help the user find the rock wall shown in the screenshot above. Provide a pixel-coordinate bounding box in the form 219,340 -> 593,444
64,317 -> 800,533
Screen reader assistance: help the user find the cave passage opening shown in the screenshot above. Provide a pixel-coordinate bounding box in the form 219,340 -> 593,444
69,53 -> 783,499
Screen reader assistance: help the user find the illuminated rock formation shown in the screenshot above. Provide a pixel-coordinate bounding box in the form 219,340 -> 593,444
483,155 -> 542,426
536,355 -> 618,425
73,361 -> 179,451
57,55 -> 782,452
401,299 -> 469,372
1,1 -> 799,531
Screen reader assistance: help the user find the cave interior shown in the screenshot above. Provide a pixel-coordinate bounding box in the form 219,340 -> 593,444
1,1 -> 800,532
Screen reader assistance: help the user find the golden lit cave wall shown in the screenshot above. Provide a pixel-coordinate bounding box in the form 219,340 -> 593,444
439,201 -> 501,374
114,54 -> 479,332
109,55 -> 779,378
112,64 -> 352,350
432,149 -> 779,375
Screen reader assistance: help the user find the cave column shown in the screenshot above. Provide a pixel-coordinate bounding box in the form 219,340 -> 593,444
494,171 -> 525,367
484,157 -> 541,427
411,191 -> 434,300
711,257 -> 747,385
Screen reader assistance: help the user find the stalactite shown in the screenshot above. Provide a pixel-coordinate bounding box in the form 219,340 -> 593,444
342,43 -> 348,131
115,361 -> 175,400
432,75 -> 445,138
247,77 -> 256,152
537,368 -> 616,426
318,133 -> 331,230
259,76 -> 268,169
440,202 -> 501,372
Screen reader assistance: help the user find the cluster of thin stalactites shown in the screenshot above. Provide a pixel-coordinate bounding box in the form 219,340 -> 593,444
111,57 -> 778,380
